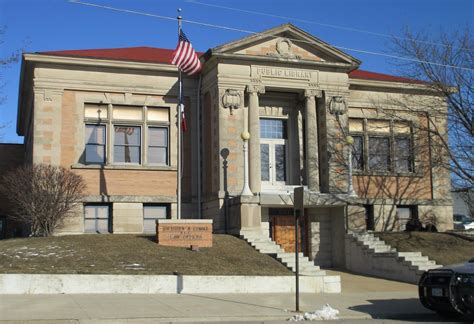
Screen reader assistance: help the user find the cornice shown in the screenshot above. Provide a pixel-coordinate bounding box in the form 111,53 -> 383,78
23,53 -> 179,73
349,77 -> 440,93
208,53 -> 357,72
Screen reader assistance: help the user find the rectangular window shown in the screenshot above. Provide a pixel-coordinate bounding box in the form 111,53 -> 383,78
349,118 -> 414,173
260,118 -> 287,139
368,137 -> 390,171
113,106 -> 142,120
260,144 -> 270,181
84,103 -> 108,119
84,205 -> 110,233
364,205 -> 375,231
84,104 -> 171,166
394,137 -> 412,172
352,135 -> 364,170
396,205 -> 418,231
148,127 -> 168,165
85,125 -> 106,164
114,126 -> 141,163
143,205 -> 168,233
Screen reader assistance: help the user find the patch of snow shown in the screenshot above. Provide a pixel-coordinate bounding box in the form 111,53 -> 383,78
288,304 -> 339,321
124,263 -> 145,270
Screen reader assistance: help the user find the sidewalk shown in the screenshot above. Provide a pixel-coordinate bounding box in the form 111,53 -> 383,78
0,270 -> 438,323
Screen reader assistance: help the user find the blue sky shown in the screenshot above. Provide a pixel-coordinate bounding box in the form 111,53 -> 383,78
0,0 -> 472,143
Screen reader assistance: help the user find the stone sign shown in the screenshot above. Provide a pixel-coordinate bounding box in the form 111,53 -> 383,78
156,219 -> 213,248
251,65 -> 319,83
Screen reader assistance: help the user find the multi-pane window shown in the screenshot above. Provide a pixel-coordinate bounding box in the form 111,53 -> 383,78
260,118 -> 287,139
85,125 -> 106,164
143,205 -> 168,233
84,204 -> 110,233
352,135 -> 364,170
369,137 -> 390,171
83,104 -> 170,166
114,126 -> 141,163
148,127 -> 168,165
394,137 -> 412,172
349,118 -> 414,173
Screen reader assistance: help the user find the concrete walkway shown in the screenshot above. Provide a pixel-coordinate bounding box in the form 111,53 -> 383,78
0,270 -> 439,323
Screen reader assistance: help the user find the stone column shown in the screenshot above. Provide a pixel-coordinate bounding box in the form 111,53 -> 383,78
304,89 -> 322,192
246,85 -> 265,194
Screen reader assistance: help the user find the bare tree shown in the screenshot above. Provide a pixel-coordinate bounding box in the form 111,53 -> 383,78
0,164 -> 86,236
390,27 -> 473,189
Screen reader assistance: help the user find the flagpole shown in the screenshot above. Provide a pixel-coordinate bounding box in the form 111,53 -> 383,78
177,10 -> 182,220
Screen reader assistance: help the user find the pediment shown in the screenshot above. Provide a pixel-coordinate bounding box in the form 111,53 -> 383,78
210,23 -> 361,67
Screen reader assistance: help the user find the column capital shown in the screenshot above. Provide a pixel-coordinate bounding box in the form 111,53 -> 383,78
246,84 -> 265,95
304,89 -> 322,99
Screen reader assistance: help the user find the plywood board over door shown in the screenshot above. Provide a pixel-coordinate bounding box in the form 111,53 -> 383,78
270,210 -> 308,255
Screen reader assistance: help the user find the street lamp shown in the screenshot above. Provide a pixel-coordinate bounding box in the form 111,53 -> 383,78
345,135 -> 357,197
241,131 -> 253,196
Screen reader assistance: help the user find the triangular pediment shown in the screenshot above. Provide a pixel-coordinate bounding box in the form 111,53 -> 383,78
210,23 -> 360,67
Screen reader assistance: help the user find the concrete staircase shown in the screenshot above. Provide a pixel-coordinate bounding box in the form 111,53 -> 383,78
346,232 -> 442,283
239,228 -> 326,277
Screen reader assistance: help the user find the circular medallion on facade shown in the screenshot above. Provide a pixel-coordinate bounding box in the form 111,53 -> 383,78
276,38 -> 293,56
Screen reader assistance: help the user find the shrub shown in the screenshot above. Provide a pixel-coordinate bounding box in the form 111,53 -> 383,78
0,164 -> 86,236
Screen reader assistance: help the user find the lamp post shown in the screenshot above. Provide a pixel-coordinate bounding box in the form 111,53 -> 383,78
346,135 -> 357,197
241,131 -> 253,196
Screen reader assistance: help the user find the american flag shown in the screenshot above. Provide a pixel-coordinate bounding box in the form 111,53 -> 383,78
171,30 -> 202,75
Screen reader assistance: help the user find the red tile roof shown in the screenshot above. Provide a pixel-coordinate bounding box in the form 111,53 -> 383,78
40,47 -> 204,65
38,47 -> 421,84
348,69 -> 424,84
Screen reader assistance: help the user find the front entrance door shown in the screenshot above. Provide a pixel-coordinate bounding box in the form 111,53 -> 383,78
260,118 -> 287,189
261,139 -> 286,187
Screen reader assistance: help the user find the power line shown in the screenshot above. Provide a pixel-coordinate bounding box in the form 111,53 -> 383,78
69,0 -> 474,72
187,0 -> 473,52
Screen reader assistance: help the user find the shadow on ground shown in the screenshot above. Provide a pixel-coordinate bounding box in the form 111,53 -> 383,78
350,298 -> 466,322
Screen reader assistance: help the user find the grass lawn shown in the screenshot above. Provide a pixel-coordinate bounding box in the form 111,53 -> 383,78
375,232 -> 474,266
0,234 -> 292,276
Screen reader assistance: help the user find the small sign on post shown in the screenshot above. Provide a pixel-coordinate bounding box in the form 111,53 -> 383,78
293,186 -> 304,312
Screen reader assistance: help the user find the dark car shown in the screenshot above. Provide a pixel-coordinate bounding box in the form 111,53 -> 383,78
419,258 -> 474,319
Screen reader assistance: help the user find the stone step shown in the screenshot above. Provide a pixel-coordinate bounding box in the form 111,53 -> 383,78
365,245 -> 395,252
277,257 -> 310,263
247,238 -> 273,243
253,243 -> 280,248
281,258 -> 316,266
276,254 -> 309,262
398,255 -> 430,262
250,241 -> 279,248
240,232 -> 268,238
364,242 -> 389,249
285,264 -> 320,273
410,264 -> 442,271
398,252 -> 422,258
276,252 -> 305,258
257,248 -> 283,254
406,260 -> 437,267
300,270 -> 327,276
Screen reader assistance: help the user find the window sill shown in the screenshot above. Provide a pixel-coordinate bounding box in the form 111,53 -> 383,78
353,170 -> 423,178
71,163 -> 176,171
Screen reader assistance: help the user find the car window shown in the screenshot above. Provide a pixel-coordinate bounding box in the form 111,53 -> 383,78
462,216 -> 473,224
